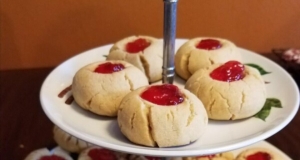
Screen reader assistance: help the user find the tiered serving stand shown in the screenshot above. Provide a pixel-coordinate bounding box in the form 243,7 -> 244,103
40,0 -> 300,158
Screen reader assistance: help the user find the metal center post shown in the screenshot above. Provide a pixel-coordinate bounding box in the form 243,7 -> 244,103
162,0 -> 178,84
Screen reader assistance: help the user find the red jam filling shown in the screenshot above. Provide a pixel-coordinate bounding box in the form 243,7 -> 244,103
126,38 -> 151,53
39,155 -> 65,160
141,84 -> 184,106
210,61 -> 245,82
88,148 -> 117,160
196,39 -> 222,50
246,152 -> 271,160
94,62 -> 125,74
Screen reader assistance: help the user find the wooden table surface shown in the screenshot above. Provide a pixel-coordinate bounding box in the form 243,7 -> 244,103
0,55 -> 299,160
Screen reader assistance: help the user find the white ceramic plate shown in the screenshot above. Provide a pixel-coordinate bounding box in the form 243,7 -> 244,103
40,39 -> 299,157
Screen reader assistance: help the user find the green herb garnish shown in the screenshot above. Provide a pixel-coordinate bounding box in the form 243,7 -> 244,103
245,63 -> 271,75
254,98 -> 282,121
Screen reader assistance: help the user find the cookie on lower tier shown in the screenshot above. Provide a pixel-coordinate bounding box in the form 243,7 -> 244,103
127,155 -> 182,160
236,148 -> 282,160
53,125 -> 93,153
78,146 -> 127,160
24,147 -> 73,160
183,151 -> 234,160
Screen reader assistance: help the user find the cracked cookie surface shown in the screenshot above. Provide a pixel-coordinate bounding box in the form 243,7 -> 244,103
117,84 -> 208,147
185,64 -> 266,120
107,35 -> 163,83
53,125 -> 93,153
72,60 -> 148,116
175,37 -> 241,80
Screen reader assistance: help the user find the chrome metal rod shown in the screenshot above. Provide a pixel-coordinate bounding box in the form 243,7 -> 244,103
162,0 -> 178,84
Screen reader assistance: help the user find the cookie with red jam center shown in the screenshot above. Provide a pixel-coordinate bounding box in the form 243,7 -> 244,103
183,151 -> 234,160
78,146 -> 128,160
24,147 -> 72,160
117,84 -> 208,147
107,35 -> 163,83
72,60 -> 148,116
175,37 -> 241,80
236,148 -> 282,160
185,61 -> 266,120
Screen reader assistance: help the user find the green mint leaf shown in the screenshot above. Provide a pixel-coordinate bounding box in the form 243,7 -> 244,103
103,55 -> 108,58
267,98 -> 282,108
254,106 -> 271,121
254,98 -> 282,121
254,104 -> 271,121
245,63 -> 271,75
